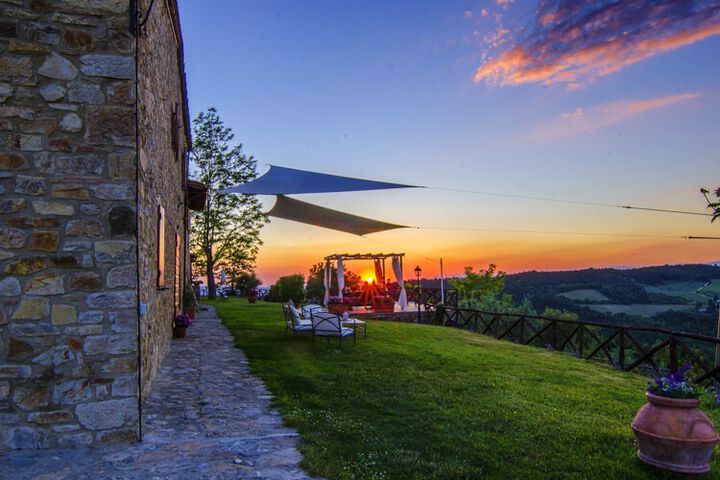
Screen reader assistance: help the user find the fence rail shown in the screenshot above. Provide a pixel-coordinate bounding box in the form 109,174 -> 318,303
406,287 -> 458,307
419,305 -> 720,384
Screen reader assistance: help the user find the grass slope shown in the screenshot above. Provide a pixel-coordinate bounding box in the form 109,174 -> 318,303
211,299 -> 720,480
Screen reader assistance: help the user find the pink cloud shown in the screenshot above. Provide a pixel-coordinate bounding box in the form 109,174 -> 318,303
474,0 -> 720,88
527,92 -> 701,141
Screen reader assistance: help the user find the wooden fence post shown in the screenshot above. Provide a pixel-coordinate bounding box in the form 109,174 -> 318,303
618,328 -> 625,370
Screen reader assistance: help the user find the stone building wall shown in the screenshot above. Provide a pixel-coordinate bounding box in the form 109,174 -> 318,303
135,0 -> 189,398
0,0 -> 140,450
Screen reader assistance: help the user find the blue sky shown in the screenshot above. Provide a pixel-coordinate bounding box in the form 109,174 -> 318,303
179,1 -> 720,284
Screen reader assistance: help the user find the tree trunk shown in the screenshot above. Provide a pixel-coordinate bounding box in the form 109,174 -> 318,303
206,257 -> 216,300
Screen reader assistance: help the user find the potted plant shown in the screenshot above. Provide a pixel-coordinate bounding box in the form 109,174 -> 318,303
328,295 -> 351,314
248,288 -> 258,304
372,295 -> 395,313
173,313 -> 193,338
183,287 -> 197,319
631,364 -> 719,474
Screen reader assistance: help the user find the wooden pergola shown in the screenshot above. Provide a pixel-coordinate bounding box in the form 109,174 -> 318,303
324,252 -> 405,287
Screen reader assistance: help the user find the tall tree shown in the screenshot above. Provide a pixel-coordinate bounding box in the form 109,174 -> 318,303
701,187 -> 720,222
190,107 -> 267,299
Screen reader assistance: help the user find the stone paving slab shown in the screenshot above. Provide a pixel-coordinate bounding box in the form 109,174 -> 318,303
0,306 -> 318,480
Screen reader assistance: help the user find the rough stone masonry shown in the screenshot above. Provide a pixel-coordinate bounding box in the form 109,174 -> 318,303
0,0 -> 192,451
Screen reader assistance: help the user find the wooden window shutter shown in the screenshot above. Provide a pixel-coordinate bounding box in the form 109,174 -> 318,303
174,233 -> 181,311
157,205 -> 166,288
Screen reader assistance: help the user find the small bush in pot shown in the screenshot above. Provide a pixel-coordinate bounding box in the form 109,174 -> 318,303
173,313 -> 193,338
631,364 -> 719,474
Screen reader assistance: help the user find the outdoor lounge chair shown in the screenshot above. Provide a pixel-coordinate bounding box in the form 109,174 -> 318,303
310,311 -> 356,346
302,303 -> 325,317
283,303 -> 312,335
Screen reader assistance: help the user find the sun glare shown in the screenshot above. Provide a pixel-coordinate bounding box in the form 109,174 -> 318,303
364,276 -> 375,284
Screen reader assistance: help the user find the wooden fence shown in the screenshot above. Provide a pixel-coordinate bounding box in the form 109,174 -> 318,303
406,287 -> 458,307
420,305 -> 720,384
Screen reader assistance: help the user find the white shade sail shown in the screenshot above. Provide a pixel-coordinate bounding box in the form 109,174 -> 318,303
267,195 -> 407,236
220,165 -> 418,195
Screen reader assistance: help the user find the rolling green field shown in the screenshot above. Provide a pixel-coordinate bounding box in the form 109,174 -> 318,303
557,289 -> 610,301
210,299 -> 720,480
643,281 -> 711,303
586,303 -> 695,316
701,279 -> 720,296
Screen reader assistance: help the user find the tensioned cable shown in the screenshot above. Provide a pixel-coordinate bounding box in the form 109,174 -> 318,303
429,186 -> 712,217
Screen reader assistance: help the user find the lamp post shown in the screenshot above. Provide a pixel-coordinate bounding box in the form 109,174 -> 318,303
414,265 -> 422,323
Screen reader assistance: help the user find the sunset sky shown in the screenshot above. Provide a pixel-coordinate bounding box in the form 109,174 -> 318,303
179,1 -> 720,285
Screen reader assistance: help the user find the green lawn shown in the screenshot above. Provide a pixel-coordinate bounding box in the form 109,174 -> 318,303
210,299 -> 720,480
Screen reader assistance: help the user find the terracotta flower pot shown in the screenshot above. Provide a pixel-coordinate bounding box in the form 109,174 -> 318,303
328,304 -> 349,314
631,392 -> 719,474
248,296 -> 257,304
173,326 -> 187,338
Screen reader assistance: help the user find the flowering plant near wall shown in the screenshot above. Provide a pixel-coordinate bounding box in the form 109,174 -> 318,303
647,364 -> 701,399
173,314 -> 193,328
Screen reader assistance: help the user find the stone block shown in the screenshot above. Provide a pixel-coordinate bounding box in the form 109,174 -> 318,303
67,80 -> 104,104
75,398 -> 136,430
0,82 -> 13,102
5,256 -> 46,275
65,219 -> 103,237
63,240 -> 90,252
39,83 -> 65,102
0,250 -> 15,261
85,106 -> 134,146
0,277 -> 21,296
38,52 -> 77,80
19,134 -> 43,151
0,198 -> 27,214
84,334 -> 135,355
91,183 -> 133,200
12,297 -> 50,320
58,0 -> 127,14
80,203 -> 101,215
78,310 -> 103,324
14,175 -> 46,195
0,365 -> 31,378
61,28 -> 95,50
4,427 -> 49,449
0,228 -> 26,249
0,382 -> 9,400
0,413 -> 21,424
101,357 -> 136,373
7,338 -> 34,360
107,265 -> 136,288
48,255 -> 80,268
6,216 -> 59,229
58,112 -> 82,132
32,200 -> 74,216
64,324 -> 101,335
112,376 -> 136,396
49,343 -> 74,365
13,383 -> 50,410
87,290 -> 135,308
0,56 -> 33,81
51,185 -> 88,200
57,431 -> 93,447
107,80 -> 134,104
52,304 -> 76,325
94,240 -> 134,263
53,379 -> 91,404
109,310 -> 136,333
69,271 -> 102,291
80,54 -> 133,79
8,322 -> 58,336
55,154 -> 102,175
29,230 -> 60,251
109,205 -> 135,236
25,272 -> 64,295
27,410 -> 73,424
107,151 -> 135,179
0,153 -> 29,170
